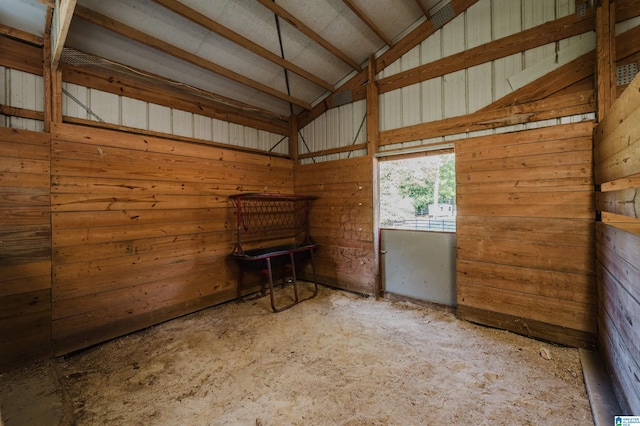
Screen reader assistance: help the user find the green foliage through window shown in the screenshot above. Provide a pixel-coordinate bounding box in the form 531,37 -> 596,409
380,153 -> 456,230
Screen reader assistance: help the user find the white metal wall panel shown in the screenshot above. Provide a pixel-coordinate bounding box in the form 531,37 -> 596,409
88,88 -> 119,124
442,14 -> 466,57
617,16 -> 640,34
193,114 -> 213,141
466,0 -> 491,48
467,63 -> 492,112
8,69 -> 44,112
149,103 -> 172,134
212,118 -> 230,145
229,122 -> 242,147
353,100 -> 367,144
492,0 -> 522,38
172,109 -> 193,138
421,77 -> 443,123
121,97 -> 148,129
298,99 -> 367,162
0,66 -> 5,106
556,0 -> 575,19
493,53 -> 523,101
242,126 -> 258,150
62,83 -> 89,119
443,70 -> 467,118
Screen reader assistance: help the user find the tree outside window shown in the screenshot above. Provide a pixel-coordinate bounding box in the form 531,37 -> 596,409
380,153 -> 456,231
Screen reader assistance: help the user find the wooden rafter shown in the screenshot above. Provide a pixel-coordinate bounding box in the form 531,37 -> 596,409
150,0 -> 334,92
0,23 -> 43,46
51,0 -> 77,70
74,5 -> 312,110
255,0 -> 361,72
35,0 -> 55,7
342,0 -> 393,47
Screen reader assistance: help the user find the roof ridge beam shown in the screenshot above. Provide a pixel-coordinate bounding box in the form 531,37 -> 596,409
73,4 -> 312,110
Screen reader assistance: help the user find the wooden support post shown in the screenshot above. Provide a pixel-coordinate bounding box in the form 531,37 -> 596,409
596,0 -> 616,121
51,0 -> 77,70
43,7 -> 53,132
366,55 -> 382,298
366,55 -> 379,157
51,69 -> 63,123
289,115 -> 298,163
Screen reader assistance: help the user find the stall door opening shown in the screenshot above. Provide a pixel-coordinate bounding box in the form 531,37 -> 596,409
379,152 -> 456,306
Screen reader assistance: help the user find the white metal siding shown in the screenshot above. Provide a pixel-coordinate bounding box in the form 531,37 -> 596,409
299,99 -> 367,164
1,67 -> 45,131
59,83 -> 286,154
379,0 -> 591,134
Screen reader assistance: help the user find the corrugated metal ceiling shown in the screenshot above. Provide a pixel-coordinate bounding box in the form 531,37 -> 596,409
1,0 -> 447,118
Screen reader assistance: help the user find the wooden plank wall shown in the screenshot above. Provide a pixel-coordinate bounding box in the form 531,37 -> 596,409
0,127 -> 52,370
50,122 -> 293,355
456,121 -> 597,348
294,157 -> 375,295
593,74 -> 640,414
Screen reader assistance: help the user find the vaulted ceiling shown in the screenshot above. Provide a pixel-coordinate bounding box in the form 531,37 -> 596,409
1,0 -> 451,119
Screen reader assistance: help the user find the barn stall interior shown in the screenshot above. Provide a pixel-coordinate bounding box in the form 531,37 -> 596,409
0,0 -> 639,424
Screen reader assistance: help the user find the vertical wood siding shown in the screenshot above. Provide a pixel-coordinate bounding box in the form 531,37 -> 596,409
50,122 -> 294,355
0,127 -> 51,371
456,121 -> 597,348
294,157 -> 375,294
593,74 -> 640,414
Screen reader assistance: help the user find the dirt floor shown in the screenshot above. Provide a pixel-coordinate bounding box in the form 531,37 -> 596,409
1,285 -> 594,425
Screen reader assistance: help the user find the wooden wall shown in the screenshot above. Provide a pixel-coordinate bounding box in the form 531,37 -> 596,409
50,122 -> 293,355
0,127 -> 52,367
456,121 -> 597,348
594,74 -> 640,413
294,156 -> 375,295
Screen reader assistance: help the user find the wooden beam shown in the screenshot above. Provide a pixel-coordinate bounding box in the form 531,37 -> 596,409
289,115 -> 298,162
62,63 -> 289,135
596,0 -> 616,122
73,5 -> 312,110
379,90 -> 594,146
342,0 -> 393,46
255,0 -> 361,72
150,0 -> 334,92
44,6 -> 53,131
298,143 -> 368,160
378,8 -> 596,94
296,0 -> 478,129
0,105 -> 45,121
51,0 -> 77,70
36,0 -> 55,7
366,55 -> 379,156
0,23 -> 43,46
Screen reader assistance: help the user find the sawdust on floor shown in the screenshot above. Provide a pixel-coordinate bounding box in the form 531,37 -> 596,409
0,285 -> 593,425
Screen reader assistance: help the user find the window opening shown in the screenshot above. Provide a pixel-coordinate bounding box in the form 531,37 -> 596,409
379,152 -> 456,231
